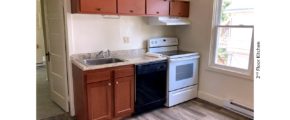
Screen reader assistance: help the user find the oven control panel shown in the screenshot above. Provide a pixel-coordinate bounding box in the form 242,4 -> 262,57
148,38 -> 178,47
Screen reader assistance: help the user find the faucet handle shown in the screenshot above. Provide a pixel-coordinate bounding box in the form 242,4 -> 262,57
107,49 -> 111,58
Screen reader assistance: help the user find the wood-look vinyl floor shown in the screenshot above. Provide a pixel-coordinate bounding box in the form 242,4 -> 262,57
125,99 -> 251,120
40,98 -> 252,120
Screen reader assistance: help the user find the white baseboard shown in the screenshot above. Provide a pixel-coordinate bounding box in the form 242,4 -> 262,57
198,91 -> 224,107
198,91 -> 253,119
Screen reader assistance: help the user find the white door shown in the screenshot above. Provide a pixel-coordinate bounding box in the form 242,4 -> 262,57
42,0 -> 69,112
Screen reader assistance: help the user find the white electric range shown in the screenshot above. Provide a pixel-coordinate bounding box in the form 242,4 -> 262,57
147,37 -> 200,107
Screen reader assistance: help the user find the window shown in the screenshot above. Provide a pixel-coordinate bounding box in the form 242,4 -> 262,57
209,0 -> 254,78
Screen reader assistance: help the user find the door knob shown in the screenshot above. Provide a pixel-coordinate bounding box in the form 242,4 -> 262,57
116,81 -> 119,85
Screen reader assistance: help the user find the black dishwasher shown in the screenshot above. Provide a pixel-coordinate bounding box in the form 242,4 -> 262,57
134,60 -> 167,115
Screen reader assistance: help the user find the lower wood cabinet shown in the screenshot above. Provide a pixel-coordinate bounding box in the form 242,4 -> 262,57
114,76 -> 134,117
72,64 -> 135,120
87,81 -> 112,120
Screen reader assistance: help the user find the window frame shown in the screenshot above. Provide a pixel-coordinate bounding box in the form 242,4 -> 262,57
208,0 -> 254,79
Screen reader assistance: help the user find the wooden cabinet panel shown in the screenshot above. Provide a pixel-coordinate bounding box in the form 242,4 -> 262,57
86,69 -> 111,83
146,0 -> 170,16
73,64 -> 135,120
114,65 -> 134,78
170,1 -> 190,17
72,0 -> 190,17
114,76 -> 134,117
87,81 -> 112,120
73,0 -> 117,14
118,0 -> 146,15
72,65 -> 88,120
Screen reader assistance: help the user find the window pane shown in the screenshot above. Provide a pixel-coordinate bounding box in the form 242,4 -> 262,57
220,0 -> 254,25
215,27 -> 253,69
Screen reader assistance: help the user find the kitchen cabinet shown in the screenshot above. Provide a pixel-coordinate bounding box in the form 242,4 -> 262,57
118,0 -> 146,15
71,0 -> 190,17
146,0 -> 170,16
72,64 -> 135,120
71,0 -> 117,14
170,1 -> 190,17
87,81 -> 112,120
114,76 -> 134,117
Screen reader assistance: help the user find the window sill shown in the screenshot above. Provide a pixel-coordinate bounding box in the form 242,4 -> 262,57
207,65 -> 253,80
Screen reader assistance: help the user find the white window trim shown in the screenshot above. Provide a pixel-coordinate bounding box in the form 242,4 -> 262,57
208,0 -> 254,80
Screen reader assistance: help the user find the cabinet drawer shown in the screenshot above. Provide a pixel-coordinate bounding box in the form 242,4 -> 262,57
86,70 -> 111,83
114,65 -> 134,78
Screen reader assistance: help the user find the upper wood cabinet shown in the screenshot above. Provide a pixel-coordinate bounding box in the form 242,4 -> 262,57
71,0 -> 117,14
71,0 -> 190,17
118,0 -> 146,15
146,0 -> 170,16
170,1 -> 190,17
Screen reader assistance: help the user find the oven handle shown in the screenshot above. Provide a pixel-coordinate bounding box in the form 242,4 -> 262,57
169,56 -> 200,62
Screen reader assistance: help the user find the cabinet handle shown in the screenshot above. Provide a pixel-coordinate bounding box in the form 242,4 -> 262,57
116,81 -> 119,85
156,11 -> 159,14
108,83 -> 111,86
96,8 -> 101,11
129,10 -> 134,13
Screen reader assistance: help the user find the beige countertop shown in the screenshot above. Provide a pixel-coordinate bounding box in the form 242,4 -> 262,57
71,49 -> 167,71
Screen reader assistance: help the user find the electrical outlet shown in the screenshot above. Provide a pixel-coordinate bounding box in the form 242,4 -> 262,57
123,36 -> 130,44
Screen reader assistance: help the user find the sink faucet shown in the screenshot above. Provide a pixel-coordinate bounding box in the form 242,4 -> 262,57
96,49 -> 111,58
96,50 -> 105,58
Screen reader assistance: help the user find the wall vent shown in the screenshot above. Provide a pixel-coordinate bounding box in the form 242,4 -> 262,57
224,99 -> 253,119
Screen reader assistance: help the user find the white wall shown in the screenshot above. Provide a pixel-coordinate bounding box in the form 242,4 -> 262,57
176,0 -> 253,108
70,14 -> 176,54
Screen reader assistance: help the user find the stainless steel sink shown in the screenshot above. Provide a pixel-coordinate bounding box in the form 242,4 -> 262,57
82,58 -> 125,65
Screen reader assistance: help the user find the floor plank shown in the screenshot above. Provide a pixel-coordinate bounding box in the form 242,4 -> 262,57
125,99 -> 251,120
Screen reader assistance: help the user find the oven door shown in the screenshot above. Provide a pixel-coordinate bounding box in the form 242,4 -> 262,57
168,55 -> 199,91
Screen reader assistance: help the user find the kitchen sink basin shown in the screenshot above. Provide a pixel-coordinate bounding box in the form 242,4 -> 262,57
82,58 -> 125,65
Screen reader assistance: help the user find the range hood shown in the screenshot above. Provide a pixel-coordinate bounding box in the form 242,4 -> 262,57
148,16 -> 191,25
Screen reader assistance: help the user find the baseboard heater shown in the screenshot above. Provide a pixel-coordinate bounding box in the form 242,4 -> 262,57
224,99 -> 253,119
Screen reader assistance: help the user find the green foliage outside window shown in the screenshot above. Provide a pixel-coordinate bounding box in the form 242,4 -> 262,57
221,0 -> 231,23
217,48 -> 228,64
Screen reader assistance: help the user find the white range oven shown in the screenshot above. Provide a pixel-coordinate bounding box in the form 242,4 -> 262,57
147,37 -> 200,107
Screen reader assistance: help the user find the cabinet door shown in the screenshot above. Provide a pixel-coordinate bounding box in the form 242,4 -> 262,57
80,0 -> 117,14
118,0 -> 146,15
170,1 -> 189,17
87,81 -> 112,120
146,0 -> 169,16
114,76 -> 134,117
